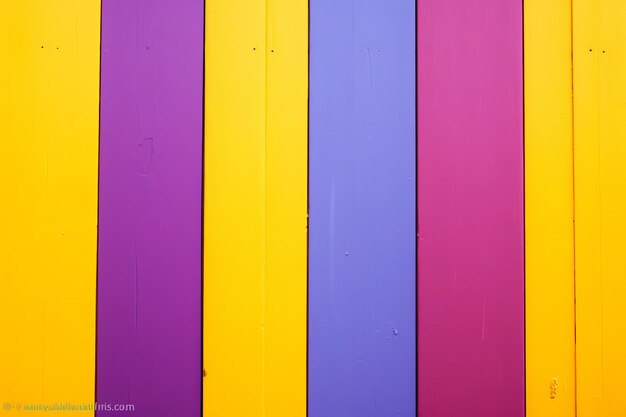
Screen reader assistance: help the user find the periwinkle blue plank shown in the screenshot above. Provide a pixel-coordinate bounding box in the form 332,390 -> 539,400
308,0 -> 416,415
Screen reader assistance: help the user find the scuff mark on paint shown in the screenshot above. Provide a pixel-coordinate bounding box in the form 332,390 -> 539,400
328,179 -> 336,299
365,47 -> 375,110
481,287 -> 487,342
42,301 -> 46,392
136,137 -> 153,176
134,238 -> 140,330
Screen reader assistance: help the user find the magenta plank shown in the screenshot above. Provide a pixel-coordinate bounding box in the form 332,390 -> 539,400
417,1 -> 525,416
96,1 -> 203,416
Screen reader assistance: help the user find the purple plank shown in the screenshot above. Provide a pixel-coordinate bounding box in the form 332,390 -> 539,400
308,0 -> 416,415
96,1 -> 203,416
417,1 -> 524,416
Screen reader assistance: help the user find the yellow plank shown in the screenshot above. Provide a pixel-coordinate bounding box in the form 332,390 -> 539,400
524,1 -> 576,416
264,0 -> 308,415
573,0 -> 603,415
203,0 -> 307,416
574,0 -> 626,415
0,1 -> 100,415
203,0 -> 265,414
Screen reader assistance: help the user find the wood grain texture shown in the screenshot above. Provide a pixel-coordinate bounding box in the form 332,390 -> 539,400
0,1 -> 100,414
203,1 -> 308,416
524,1 -> 576,415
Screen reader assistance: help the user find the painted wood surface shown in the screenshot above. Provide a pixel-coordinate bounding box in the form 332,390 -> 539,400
96,1 -> 204,416
524,1 -> 576,416
417,1 -> 525,416
203,1 -> 308,416
0,1 -> 100,414
308,0 -> 416,415
263,1 -> 308,415
574,0 -> 626,415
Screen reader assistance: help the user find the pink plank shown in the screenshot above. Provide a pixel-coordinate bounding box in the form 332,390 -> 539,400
417,1 -> 525,416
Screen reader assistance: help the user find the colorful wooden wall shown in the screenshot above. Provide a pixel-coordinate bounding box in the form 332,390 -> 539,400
5,1 -> 626,417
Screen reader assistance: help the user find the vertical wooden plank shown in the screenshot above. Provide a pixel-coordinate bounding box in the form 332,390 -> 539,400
574,0 -> 626,415
417,1 -> 525,416
203,1 -> 308,416
596,2 -> 626,412
96,1 -> 203,416
203,1 -> 265,415
308,0 -> 416,415
203,0 -> 265,417
524,1 -> 576,415
0,1 -> 100,413
265,0 -> 308,416
573,0 -> 601,415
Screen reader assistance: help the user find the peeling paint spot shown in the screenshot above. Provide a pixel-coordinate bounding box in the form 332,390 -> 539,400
550,377 -> 558,399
